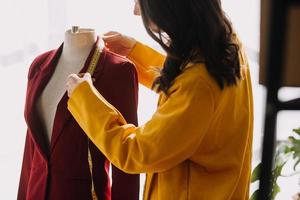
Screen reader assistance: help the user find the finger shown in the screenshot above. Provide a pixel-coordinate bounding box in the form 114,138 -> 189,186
65,81 -> 71,92
67,74 -> 80,82
77,73 -> 85,78
102,34 -> 120,42
67,74 -> 80,85
83,73 -> 95,83
103,31 -> 118,36
83,73 -> 91,79
67,73 -> 80,80
102,36 -> 119,42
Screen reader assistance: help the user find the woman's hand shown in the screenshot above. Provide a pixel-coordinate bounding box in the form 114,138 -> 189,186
66,73 -> 93,97
102,31 -> 137,57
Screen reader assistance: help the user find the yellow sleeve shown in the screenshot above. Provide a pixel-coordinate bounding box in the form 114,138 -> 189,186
67,78 -> 214,174
127,42 -> 166,89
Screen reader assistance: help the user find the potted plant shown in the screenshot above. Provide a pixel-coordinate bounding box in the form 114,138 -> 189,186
251,128 -> 300,200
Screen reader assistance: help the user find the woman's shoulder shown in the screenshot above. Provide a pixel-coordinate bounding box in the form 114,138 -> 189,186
171,63 -> 221,95
157,63 -> 219,109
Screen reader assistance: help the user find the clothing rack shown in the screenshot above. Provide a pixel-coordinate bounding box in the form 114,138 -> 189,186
258,0 -> 300,199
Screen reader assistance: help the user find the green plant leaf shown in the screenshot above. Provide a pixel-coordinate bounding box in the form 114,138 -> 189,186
288,135 -> 300,170
251,163 -> 261,183
294,159 -> 300,171
271,183 -> 281,200
293,128 -> 300,136
250,190 -> 259,200
274,142 -> 290,170
273,163 -> 285,178
250,127 -> 300,199
284,145 -> 293,154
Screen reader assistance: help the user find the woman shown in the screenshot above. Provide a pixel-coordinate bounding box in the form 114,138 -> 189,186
66,0 -> 253,199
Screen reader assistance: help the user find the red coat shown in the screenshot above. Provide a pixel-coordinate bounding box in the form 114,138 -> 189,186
18,39 -> 140,200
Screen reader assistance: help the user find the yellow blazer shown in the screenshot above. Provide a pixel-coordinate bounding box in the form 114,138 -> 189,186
68,42 -> 253,200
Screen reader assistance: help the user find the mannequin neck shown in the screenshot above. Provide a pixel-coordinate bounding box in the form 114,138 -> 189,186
62,28 -> 97,62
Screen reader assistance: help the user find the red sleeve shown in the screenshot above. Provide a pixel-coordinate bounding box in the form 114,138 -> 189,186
18,51 -> 52,199
17,131 -> 35,200
111,61 -> 140,200
27,51 -> 52,79
111,166 -> 140,200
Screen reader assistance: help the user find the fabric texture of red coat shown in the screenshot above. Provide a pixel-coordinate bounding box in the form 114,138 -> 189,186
18,38 -> 140,200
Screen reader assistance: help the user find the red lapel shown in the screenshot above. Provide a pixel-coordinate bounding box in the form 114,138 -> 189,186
24,46 -> 63,159
25,37 -> 107,158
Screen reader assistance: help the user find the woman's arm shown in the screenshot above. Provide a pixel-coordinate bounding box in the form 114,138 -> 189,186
127,42 -> 165,89
68,74 -> 214,174
102,32 -> 165,89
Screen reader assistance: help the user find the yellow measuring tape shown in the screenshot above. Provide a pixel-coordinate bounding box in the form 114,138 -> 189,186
86,43 -> 102,200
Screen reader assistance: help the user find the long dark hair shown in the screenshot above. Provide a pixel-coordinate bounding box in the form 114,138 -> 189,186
138,0 -> 241,94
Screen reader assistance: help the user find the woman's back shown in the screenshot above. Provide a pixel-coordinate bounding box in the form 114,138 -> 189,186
143,52 -> 252,199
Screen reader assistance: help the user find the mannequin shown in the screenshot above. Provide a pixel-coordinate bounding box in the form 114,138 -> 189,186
37,27 -> 99,143
18,27 -> 140,200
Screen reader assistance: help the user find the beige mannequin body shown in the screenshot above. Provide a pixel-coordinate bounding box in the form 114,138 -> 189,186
37,28 -> 97,143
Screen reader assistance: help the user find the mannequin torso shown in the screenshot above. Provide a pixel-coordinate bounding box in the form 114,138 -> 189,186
37,28 -> 98,144
19,27 -> 140,200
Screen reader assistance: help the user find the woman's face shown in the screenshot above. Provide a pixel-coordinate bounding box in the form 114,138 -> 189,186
133,0 -> 159,32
